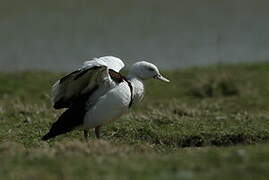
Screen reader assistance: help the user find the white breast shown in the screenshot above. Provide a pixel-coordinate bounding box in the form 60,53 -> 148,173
83,81 -> 131,128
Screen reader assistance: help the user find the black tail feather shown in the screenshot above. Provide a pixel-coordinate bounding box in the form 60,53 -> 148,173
41,132 -> 56,141
41,106 -> 86,141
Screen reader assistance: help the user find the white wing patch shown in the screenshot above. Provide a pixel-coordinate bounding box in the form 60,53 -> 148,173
83,56 -> 125,72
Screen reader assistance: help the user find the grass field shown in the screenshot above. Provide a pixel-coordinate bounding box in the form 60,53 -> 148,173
1,62 -> 269,179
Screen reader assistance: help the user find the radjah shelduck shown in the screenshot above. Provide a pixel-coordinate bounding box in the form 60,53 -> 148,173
42,56 -> 170,141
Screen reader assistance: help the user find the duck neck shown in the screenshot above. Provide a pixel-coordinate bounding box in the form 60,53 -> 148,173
126,74 -> 145,105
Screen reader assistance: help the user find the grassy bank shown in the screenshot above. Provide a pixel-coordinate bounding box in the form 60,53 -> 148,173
1,62 -> 269,179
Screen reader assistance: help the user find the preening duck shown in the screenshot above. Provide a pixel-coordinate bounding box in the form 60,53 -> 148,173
42,56 -> 170,141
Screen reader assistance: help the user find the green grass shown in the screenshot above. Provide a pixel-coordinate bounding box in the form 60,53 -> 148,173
1,62 -> 269,179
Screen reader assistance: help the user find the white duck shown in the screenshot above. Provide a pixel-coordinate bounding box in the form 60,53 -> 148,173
42,56 -> 170,141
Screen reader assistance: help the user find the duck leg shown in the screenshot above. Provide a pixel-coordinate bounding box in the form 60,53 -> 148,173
95,126 -> 101,139
84,129 -> 89,141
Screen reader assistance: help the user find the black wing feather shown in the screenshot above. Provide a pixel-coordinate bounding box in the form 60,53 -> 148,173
59,70 -> 80,84
53,66 -> 103,109
42,93 -> 91,141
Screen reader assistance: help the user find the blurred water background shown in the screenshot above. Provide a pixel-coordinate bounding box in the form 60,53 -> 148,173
1,0 -> 269,71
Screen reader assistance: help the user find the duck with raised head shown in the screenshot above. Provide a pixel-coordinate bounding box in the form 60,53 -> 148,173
42,56 -> 170,141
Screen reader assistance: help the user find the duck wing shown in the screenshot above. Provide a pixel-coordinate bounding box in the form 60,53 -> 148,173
51,56 -> 125,109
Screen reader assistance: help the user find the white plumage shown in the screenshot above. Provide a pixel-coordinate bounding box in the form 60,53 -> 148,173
42,56 -> 170,140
